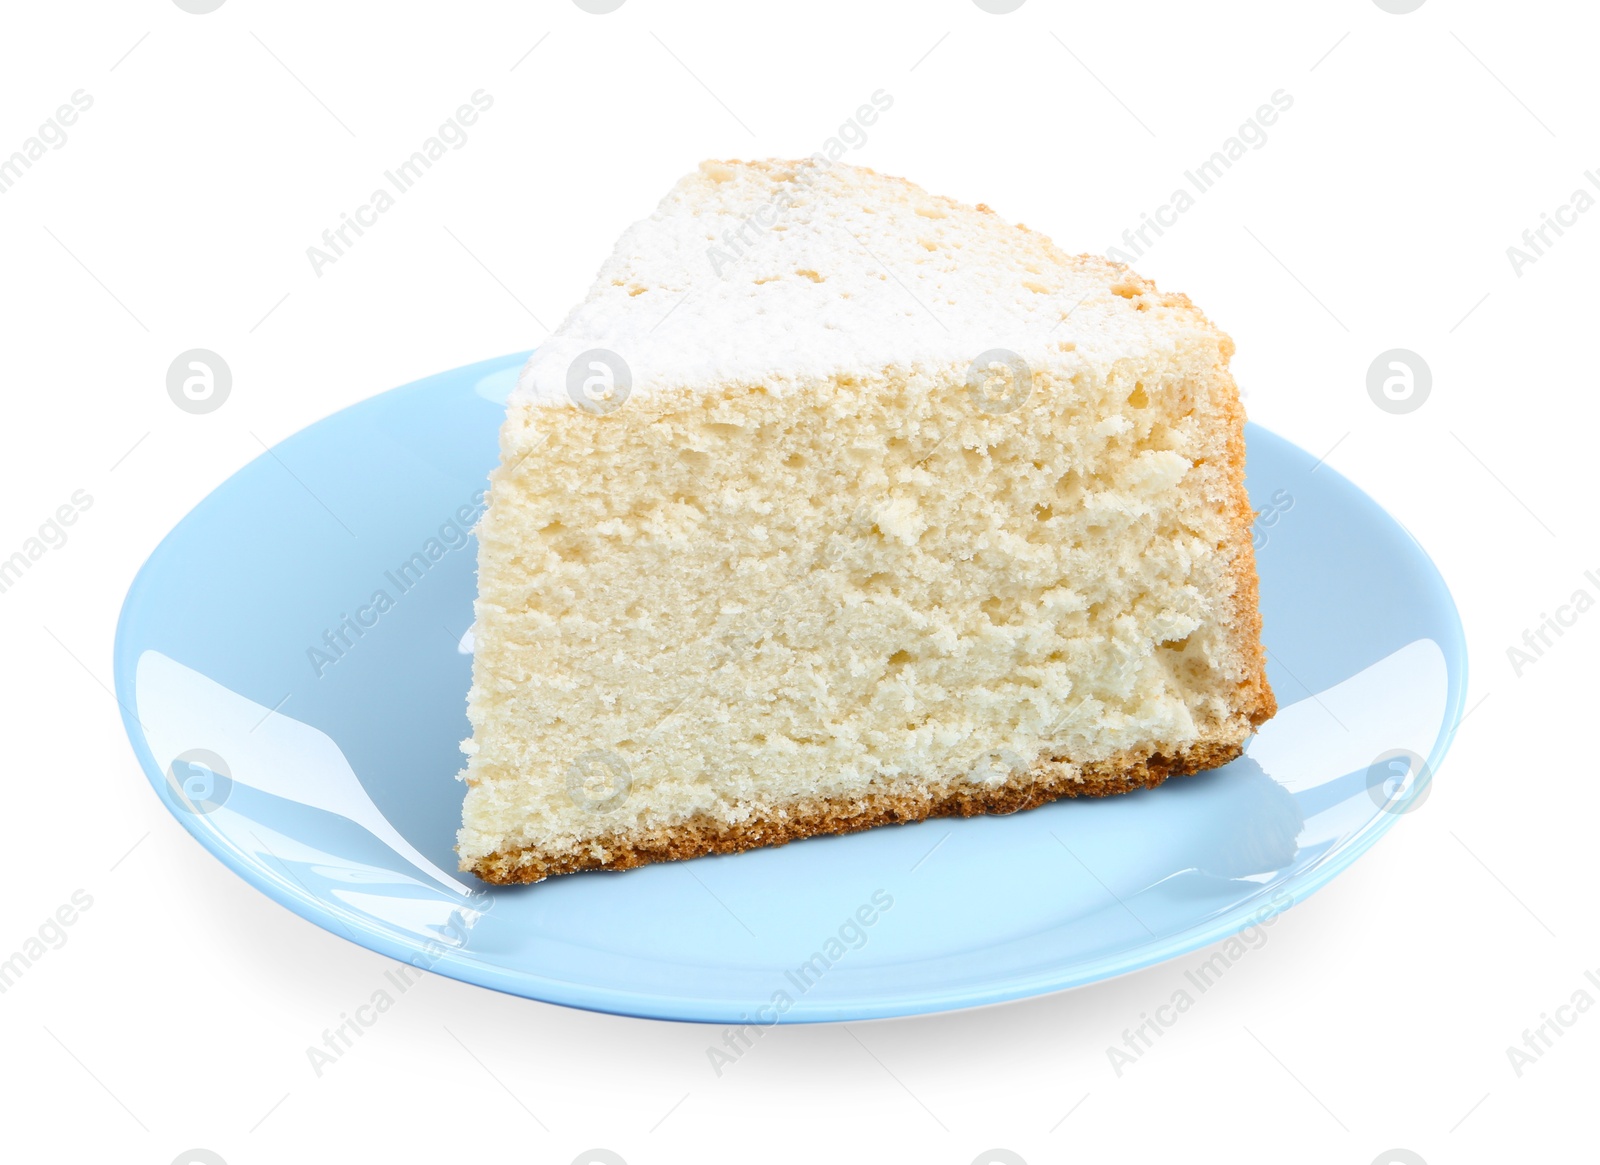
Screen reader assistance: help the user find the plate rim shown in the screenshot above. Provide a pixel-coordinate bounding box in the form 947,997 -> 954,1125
112,352 -> 1469,1024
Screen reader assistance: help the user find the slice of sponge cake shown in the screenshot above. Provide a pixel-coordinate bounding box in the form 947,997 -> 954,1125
457,159 -> 1275,884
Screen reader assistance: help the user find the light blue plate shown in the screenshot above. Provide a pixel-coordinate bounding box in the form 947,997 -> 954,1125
114,352 -> 1467,1024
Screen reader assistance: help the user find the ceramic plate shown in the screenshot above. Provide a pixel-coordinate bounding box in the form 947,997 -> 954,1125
113,352 -> 1467,1023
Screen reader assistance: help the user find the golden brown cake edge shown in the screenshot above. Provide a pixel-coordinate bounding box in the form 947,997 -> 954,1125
466,736 -> 1251,884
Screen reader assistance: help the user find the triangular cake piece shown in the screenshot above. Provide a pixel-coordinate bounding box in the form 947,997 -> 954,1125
457,159 -> 1275,883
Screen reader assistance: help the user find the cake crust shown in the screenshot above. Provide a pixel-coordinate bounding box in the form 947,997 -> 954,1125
467,734 -> 1258,885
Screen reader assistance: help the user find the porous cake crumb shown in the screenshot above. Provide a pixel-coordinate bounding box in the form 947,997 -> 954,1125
457,160 -> 1275,884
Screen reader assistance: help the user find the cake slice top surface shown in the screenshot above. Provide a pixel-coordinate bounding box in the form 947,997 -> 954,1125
514,159 -> 1222,406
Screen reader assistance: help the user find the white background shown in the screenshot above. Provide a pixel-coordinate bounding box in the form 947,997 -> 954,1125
1,1 -> 1594,1162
